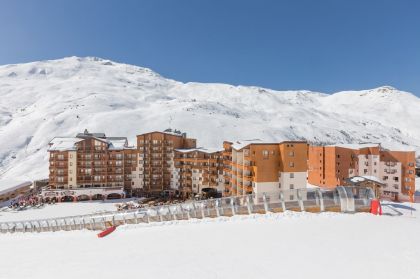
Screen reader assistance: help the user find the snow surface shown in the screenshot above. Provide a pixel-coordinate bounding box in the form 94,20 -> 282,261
0,200 -> 123,222
0,57 -> 419,183
0,202 -> 419,279
0,179 -> 32,195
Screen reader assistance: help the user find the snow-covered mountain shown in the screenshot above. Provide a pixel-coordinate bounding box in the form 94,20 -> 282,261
0,56 -> 419,181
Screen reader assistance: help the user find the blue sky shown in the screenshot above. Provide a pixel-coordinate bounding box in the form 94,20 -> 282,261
0,0 -> 419,95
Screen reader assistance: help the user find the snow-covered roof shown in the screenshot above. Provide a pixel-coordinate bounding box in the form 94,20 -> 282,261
175,147 -> 223,154
347,175 -> 384,185
95,137 -> 132,150
231,139 -> 277,150
48,137 -> 84,151
0,179 -> 32,196
48,135 -> 132,151
138,130 -> 190,138
327,143 -> 380,149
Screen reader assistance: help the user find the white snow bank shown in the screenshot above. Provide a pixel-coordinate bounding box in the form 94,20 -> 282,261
0,200 -> 125,221
0,179 -> 32,195
0,203 -> 419,279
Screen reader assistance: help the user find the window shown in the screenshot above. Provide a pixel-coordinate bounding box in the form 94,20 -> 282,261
393,177 -> 399,182
262,150 -> 269,159
408,170 -> 414,174
364,169 -> 368,174
289,162 -> 294,167
288,151 -> 294,157
337,154 -> 340,158
408,162 -> 414,167
290,184 -> 294,190
289,195 -> 294,200
383,176 -> 388,180
289,173 -> 294,178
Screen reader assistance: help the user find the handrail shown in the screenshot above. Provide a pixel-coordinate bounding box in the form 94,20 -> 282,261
0,186 -> 375,234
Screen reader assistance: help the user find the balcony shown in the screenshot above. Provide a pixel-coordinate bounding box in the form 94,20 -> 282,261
243,175 -> 254,182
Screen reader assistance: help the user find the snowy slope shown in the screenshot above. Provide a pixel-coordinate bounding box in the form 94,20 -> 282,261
0,56 -> 419,181
0,204 -> 419,279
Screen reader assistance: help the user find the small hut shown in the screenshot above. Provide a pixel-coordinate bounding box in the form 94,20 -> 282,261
345,176 -> 385,199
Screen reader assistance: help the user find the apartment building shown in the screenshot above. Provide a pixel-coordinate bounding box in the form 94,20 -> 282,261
131,131 -> 196,196
222,140 -> 308,199
173,148 -> 224,198
307,143 -> 416,201
48,130 -> 137,199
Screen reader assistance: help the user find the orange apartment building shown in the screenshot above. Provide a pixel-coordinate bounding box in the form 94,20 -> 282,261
308,143 -> 416,201
173,148 -> 224,198
131,131 -> 196,196
47,130 -> 137,200
222,140 -> 308,199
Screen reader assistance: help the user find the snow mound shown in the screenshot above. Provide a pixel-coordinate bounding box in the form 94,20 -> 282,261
0,56 -> 419,182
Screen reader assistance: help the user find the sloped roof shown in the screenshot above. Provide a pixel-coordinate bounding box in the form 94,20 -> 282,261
175,147 -> 223,154
48,134 -> 131,151
327,143 -> 380,149
346,175 -> 385,186
48,137 -> 84,151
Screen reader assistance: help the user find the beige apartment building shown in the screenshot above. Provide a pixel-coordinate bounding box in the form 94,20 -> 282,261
47,130 -> 136,200
131,131 -> 196,196
222,140 -> 308,199
173,148 -> 224,198
308,143 -> 416,201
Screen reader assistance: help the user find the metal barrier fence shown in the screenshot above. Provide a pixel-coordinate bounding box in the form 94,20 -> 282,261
0,186 -> 375,234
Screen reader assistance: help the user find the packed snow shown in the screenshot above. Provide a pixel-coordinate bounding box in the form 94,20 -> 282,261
0,179 -> 31,195
0,57 -> 419,183
0,200 -> 124,222
0,202 -> 419,279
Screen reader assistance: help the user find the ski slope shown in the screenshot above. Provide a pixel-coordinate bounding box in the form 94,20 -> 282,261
0,200 -> 122,222
0,202 -> 419,279
0,57 -> 419,183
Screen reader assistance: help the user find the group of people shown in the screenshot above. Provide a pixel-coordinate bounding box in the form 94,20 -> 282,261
115,198 -> 183,211
8,194 -> 46,210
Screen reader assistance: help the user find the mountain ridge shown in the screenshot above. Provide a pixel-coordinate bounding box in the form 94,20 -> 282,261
0,56 -> 419,181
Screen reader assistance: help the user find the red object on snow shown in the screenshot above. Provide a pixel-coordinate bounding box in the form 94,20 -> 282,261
370,199 -> 382,215
97,226 -> 117,238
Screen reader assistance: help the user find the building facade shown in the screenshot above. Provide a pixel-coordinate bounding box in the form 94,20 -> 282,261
307,144 -> 416,201
173,148 -> 224,198
131,131 -> 196,196
222,140 -> 308,199
48,131 -> 137,199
